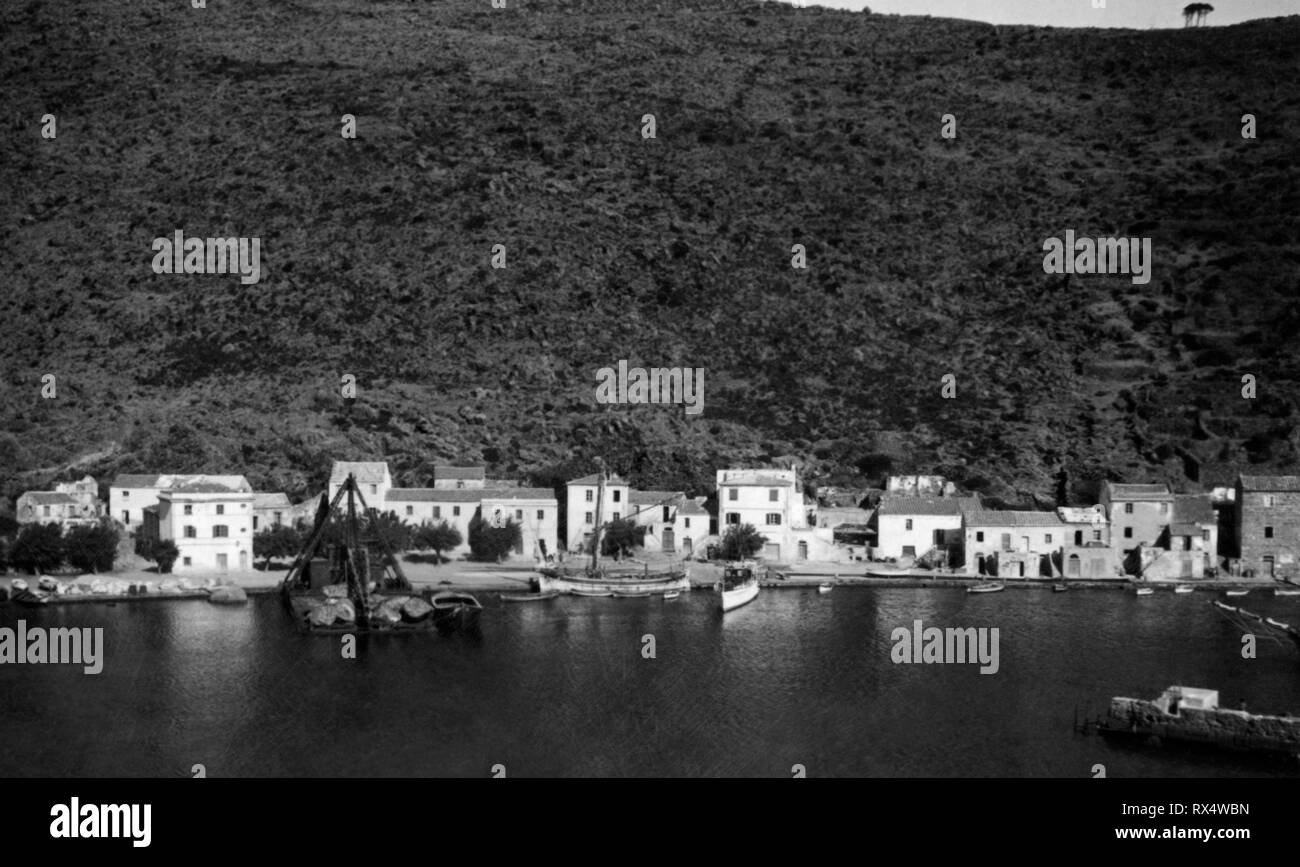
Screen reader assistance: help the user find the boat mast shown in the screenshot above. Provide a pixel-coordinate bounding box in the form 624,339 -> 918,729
590,460 -> 605,575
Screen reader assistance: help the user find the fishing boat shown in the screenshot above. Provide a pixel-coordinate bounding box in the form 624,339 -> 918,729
536,464 -> 690,597
1174,585 -> 1194,594
967,582 -> 1004,594
818,582 -> 834,594
662,591 -> 680,600
1274,588 -> 1300,597
721,563 -> 759,613
1225,589 -> 1250,597
501,591 -> 560,603
1052,583 -> 1069,592
1134,586 -> 1155,596
280,473 -> 435,633
430,591 -> 483,632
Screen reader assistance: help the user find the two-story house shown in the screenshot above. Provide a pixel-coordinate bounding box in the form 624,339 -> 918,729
565,473 -> 631,552
1102,482 -> 1174,553
874,495 -> 981,564
147,477 -> 256,572
964,510 -> 1067,578
328,461 -> 393,511
1236,475 -> 1300,580
111,473 -> 252,534
16,475 -> 104,528
716,468 -> 815,562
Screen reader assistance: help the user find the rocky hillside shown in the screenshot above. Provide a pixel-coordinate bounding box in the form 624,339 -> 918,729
2,0 -> 1298,507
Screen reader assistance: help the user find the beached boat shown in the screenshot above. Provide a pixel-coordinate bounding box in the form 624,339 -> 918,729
817,583 -> 834,594
1225,589 -> 1250,597
9,587 -> 50,606
1174,585 -> 1194,594
10,579 -> 28,592
430,591 -> 483,632
37,576 -> 58,592
968,582 -> 1004,594
501,591 -> 560,603
1088,685 -> 1300,758
1134,587 -> 1155,596
721,564 -> 759,613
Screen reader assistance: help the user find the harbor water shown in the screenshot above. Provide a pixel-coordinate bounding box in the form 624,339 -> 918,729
2,586 -> 1298,777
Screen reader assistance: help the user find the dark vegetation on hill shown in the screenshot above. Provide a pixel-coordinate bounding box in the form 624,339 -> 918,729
2,0 -> 1298,510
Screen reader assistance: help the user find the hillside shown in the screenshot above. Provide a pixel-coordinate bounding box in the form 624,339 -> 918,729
2,0 -> 1298,508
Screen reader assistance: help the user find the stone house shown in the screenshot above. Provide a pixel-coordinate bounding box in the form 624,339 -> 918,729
328,461 -> 393,510
111,473 -> 252,534
1235,475 -> 1300,580
252,492 -> 292,533
964,510 -> 1066,578
432,466 -> 486,490
16,475 -> 104,527
565,473 -> 631,553
873,495 -> 981,563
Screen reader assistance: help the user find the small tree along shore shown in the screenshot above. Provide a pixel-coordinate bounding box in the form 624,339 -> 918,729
719,523 -> 766,561
468,515 -> 522,562
412,519 -> 464,564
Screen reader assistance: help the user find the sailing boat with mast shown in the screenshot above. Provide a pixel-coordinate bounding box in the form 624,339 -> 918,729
537,462 -> 690,596
280,473 -> 436,632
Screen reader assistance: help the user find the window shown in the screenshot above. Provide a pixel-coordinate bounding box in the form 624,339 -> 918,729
456,481 -> 465,489
584,512 -> 594,525
1124,527 -> 1133,539
1265,526 -> 1274,539
728,489 -> 738,501
976,531 -> 984,542
453,506 -> 461,517
1202,529 -> 1211,542
684,518 -> 691,529
213,525 -> 229,538
216,504 -> 225,516
766,513 -> 781,525
905,519 -> 913,531
433,506 -> 441,519
1092,530 -> 1101,541
370,485 -> 377,495
406,506 -> 413,516
1000,533 -> 1011,550
122,491 -> 129,498
515,509 -> 523,521
122,511 -> 130,524
184,504 -> 193,515
184,526 -> 196,538
273,511 -> 282,525
769,489 -> 779,502
726,512 -> 740,525
1045,534 -> 1053,544
663,506 -> 671,523
612,512 -> 621,521
1265,495 -> 1275,507
585,490 -> 593,502
613,490 -> 621,503
253,516 -> 259,531
537,510 -> 544,521
42,505 -> 50,516
182,557 -> 191,567
1124,503 -> 1133,514
1159,503 -> 1168,515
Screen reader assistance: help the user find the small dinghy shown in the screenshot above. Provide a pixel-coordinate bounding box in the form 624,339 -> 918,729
1225,589 -> 1250,597
1174,585 -> 1194,594
818,583 -> 834,594
10,579 -> 29,592
1273,588 -> 1300,597
1135,587 -> 1155,596
430,592 -> 483,631
1052,583 -> 1069,592
968,582 -> 1004,594
501,591 -> 560,603
662,591 -> 680,601
10,588 -> 50,606
38,576 -> 58,592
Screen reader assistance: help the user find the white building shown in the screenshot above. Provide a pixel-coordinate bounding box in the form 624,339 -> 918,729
874,495 -> 980,561
110,473 -> 252,534
150,477 -> 256,573
252,492 -> 291,532
629,490 -> 713,558
481,489 -> 560,561
716,468 -> 816,562
385,489 -> 479,558
432,466 -> 486,490
328,461 -> 393,511
963,510 -> 1067,577
565,473 -> 631,552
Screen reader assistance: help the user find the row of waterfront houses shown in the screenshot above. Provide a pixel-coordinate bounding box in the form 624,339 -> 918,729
10,463 -> 1300,581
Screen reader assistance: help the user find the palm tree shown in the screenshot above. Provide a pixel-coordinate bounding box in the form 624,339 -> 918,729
1182,3 -> 1196,26
1183,3 -> 1214,27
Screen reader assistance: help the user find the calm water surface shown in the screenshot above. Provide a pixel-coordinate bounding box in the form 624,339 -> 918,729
2,587 -> 1299,777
